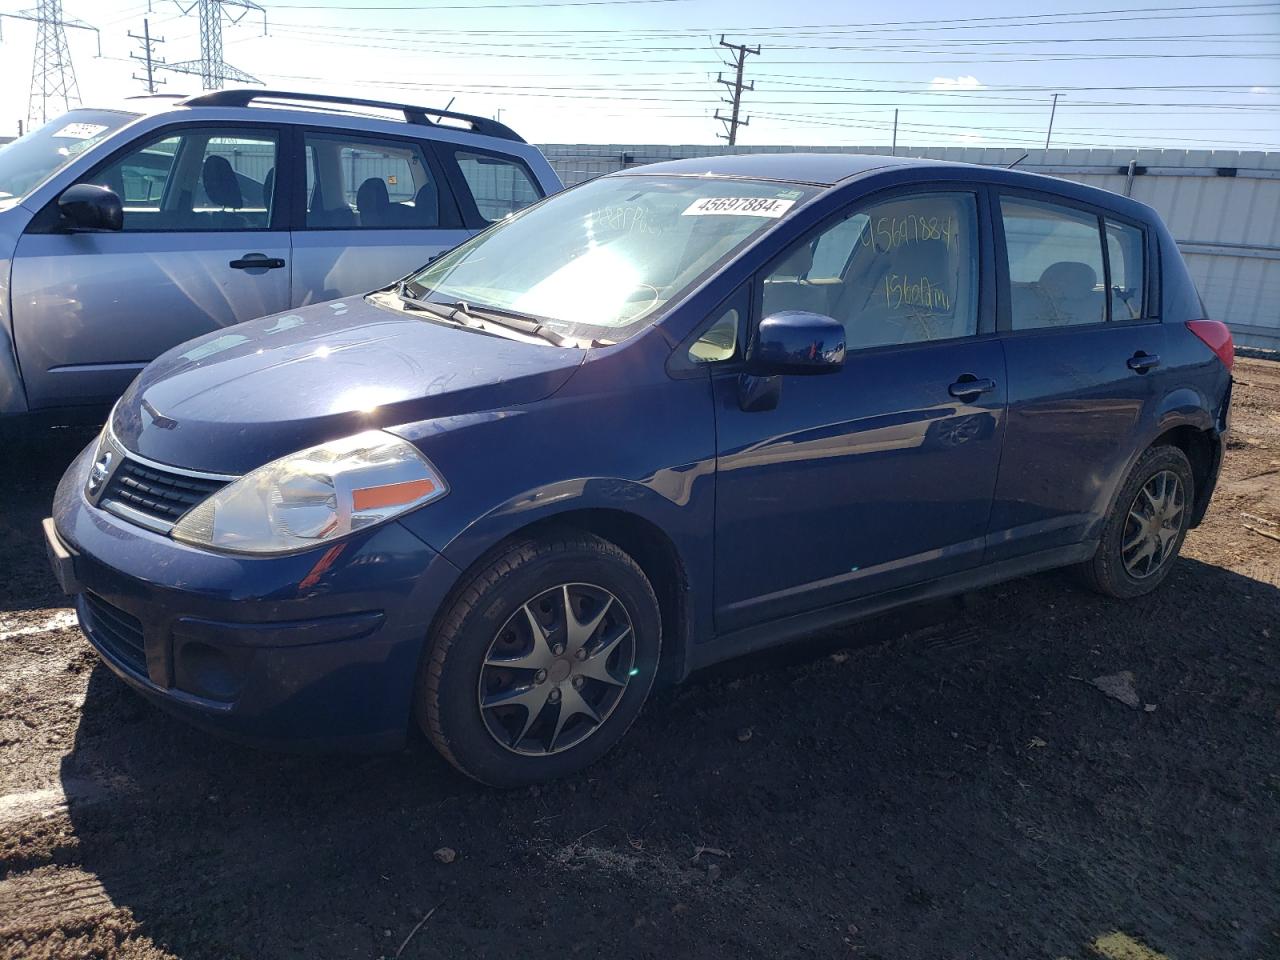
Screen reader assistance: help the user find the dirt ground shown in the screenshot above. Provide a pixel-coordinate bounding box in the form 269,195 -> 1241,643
1,359 -> 1278,960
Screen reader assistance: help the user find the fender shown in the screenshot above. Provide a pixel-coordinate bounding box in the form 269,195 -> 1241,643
0,206 -> 28,416
388,333 -> 720,678
1095,385 -> 1222,536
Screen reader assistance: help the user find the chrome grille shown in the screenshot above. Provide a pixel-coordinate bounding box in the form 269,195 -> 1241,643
100,456 -> 229,528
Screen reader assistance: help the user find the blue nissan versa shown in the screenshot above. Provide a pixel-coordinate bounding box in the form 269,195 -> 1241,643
46,154 -> 1234,787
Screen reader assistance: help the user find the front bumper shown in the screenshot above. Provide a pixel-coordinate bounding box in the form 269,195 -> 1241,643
49,441 -> 462,751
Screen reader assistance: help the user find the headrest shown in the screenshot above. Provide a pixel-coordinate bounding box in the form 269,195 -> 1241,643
357,177 -> 389,212
202,155 -> 242,209
1039,261 -> 1098,299
774,242 -> 814,279
262,167 -> 275,211
887,238 -> 951,279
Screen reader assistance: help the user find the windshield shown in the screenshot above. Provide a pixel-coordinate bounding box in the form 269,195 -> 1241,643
0,109 -> 136,201
404,174 -> 820,341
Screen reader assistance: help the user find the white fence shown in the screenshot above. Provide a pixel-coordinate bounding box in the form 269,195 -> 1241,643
540,144 -> 1280,350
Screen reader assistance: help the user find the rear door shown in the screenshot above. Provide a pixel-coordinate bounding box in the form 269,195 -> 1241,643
986,192 -> 1165,561
11,123 -> 289,409
289,129 -> 472,307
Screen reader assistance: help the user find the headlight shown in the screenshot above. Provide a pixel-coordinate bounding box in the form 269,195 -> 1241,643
172,430 -> 446,555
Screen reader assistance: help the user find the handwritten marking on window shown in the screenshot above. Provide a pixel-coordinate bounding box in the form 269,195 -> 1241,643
885,273 -> 952,312
863,214 -> 958,252
591,205 -> 660,235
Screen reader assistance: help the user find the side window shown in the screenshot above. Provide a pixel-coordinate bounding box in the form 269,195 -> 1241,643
304,133 -> 442,229
761,192 -> 979,351
1106,219 -> 1146,320
454,151 -> 542,222
688,304 -> 741,364
87,127 -> 277,231
1001,198 -> 1106,329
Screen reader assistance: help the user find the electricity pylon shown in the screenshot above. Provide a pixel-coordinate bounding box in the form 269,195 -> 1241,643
162,0 -> 266,90
0,1 -> 101,128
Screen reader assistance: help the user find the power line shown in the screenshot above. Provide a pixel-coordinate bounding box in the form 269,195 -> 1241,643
715,35 -> 759,146
129,17 -> 166,94
262,1 -> 1280,29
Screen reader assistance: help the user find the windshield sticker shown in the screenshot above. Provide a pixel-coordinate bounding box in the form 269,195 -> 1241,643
682,197 -> 795,218
51,122 -> 108,140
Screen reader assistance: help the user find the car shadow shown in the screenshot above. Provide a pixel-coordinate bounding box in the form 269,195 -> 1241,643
56,554 -> 1279,959
0,427 -> 97,614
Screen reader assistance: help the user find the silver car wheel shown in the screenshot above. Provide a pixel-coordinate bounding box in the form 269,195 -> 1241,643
477,582 -> 635,756
1121,469 -> 1186,579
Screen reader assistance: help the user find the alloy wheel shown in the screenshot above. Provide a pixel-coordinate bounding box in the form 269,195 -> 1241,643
477,582 -> 636,756
1121,469 -> 1185,579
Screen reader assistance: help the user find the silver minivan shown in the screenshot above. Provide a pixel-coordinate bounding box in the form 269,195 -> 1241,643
0,90 -> 561,421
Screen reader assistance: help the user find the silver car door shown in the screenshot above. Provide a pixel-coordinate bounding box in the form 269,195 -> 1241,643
289,130 -> 470,307
10,124 -> 290,409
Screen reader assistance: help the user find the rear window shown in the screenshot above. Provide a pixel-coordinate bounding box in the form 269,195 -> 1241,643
452,150 -> 543,223
1001,198 -> 1106,329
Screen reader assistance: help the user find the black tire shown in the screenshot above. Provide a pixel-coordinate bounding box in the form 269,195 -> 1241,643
1077,444 -> 1195,599
417,532 -> 661,787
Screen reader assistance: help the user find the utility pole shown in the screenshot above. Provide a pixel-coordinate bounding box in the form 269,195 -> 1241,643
162,0 -> 266,90
714,35 -> 759,146
129,18 -> 166,94
1044,92 -> 1061,151
891,108 -> 898,156
0,1 -> 101,128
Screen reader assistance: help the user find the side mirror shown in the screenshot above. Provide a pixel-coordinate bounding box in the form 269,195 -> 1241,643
747,311 -> 846,376
57,183 -> 123,232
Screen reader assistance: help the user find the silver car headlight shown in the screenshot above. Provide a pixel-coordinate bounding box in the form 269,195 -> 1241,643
171,430 -> 446,555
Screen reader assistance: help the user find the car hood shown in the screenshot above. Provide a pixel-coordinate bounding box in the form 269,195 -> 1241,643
111,295 -> 586,474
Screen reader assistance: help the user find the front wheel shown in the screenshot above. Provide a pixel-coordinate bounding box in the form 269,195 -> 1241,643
1077,444 -> 1195,599
417,533 -> 661,787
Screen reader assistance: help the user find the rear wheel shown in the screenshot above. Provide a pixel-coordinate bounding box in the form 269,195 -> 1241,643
1078,445 -> 1195,598
417,533 -> 660,787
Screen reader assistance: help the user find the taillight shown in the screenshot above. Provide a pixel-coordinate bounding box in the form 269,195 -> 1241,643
1186,320 -> 1234,372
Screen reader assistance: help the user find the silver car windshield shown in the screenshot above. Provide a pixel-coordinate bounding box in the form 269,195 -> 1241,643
403,174 -> 819,342
0,109 -> 136,201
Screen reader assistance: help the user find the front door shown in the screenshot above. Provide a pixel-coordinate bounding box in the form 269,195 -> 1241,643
711,189 -> 1007,633
11,124 -> 290,409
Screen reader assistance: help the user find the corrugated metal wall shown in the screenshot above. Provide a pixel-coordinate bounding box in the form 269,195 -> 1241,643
540,144 -> 1280,349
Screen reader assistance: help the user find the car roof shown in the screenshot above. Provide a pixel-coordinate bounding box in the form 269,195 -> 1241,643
615,151 -> 1155,219
616,152 -> 925,186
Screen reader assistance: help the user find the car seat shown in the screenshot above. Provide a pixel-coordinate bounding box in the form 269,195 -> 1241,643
413,181 -> 439,227
1037,261 -> 1103,326
837,238 -> 962,347
202,155 -> 246,228
762,243 -> 834,317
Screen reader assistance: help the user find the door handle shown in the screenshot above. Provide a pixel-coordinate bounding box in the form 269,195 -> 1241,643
229,254 -> 286,270
1127,352 -> 1160,373
948,376 -> 996,399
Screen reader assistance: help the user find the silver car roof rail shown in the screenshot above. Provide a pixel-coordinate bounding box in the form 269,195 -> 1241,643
179,89 -> 525,143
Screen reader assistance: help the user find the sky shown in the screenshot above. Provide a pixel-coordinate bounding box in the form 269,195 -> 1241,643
0,0 -> 1277,151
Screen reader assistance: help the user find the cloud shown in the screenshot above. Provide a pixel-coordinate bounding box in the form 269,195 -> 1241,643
931,75 -> 984,90
1249,86 -> 1273,94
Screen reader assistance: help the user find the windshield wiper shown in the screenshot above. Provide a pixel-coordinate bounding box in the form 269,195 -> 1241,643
394,283 -> 587,348
453,301 -> 588,348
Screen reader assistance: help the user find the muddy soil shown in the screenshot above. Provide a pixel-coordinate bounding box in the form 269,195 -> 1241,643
1,359 -> 1278,960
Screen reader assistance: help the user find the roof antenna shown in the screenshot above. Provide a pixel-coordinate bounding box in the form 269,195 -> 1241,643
1007,151 -> 1029,169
